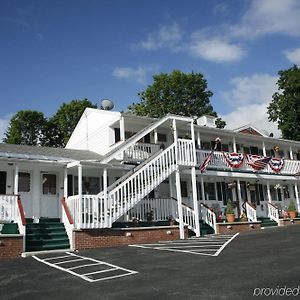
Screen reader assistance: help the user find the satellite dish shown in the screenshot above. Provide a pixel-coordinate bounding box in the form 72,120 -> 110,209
100,99 -> 114,110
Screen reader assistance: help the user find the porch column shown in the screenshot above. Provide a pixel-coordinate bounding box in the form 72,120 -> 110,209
120,116 -> 125,141
232,136 -> 237,153
197,131 -> 201,149
64,167 -> 68,199
175,169 -> 185,239
262,141 -> 267,157
14,164 -> 19,195
200,176 -> 206,203
78,164 -> 82,228
295,183 -> 300,212
191,167 -> 200,237
237,179 -> 243,212
289,146 -> 293,160
103,167 -> 108,227
267,181 -> 272,203
154,129 -> 158,144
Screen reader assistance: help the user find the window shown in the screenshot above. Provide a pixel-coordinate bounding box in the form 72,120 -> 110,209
216,182 -> 226,202
180,181 -> 188,197
42,174 -> 56,195
157,133 -> 167,142
114,128 -> 121,143
204,182 -> 215,201
74,176 -> 100,194
18,172 -> 30,192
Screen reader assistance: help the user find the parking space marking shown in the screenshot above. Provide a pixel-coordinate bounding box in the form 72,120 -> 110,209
32,252 -> 138,282
129,233 -> 239,256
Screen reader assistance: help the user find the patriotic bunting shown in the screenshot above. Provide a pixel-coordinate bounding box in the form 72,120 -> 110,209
295,171 -> 300,177
222,152 -> 244,168
269,157 -> 284,173
246,154 -> 272,171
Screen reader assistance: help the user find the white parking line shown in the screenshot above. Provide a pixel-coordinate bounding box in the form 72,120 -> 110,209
33,252 -> 138,282
129,233 -> 239,256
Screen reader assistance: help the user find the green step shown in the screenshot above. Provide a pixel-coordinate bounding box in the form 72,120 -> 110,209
0,223 -> 19,234
26,242 -> 70,252
38,218 -> 61,223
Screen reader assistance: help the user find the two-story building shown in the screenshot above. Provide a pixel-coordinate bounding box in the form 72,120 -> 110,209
1,106 -> 299,257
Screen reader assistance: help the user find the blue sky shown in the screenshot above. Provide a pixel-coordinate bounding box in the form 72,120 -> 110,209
1,0 -> 300,140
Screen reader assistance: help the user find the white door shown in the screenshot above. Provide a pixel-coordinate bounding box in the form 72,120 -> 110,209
41,173 -> 59,218
17,171 -> 33,218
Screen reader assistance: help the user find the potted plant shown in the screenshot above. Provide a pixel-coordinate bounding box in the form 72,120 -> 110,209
287,201 -> 297,219
226,199 -> 235,222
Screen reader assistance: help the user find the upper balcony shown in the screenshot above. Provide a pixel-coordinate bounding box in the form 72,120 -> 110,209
196,149 -> 300,176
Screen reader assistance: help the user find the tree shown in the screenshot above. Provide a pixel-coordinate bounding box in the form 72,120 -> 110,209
50,99 -> 97,146
267,65 -> 300,141
128,70 -> 226,128
4,110 -> 47,145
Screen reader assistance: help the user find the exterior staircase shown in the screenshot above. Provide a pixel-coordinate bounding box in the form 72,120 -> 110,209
259,217 -> 278,228
25,218 -> 70,252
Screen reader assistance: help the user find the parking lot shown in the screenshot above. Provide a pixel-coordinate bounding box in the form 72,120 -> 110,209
1,225 -> 300,300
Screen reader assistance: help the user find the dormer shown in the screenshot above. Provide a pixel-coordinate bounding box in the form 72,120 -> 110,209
234,124 -> 268,137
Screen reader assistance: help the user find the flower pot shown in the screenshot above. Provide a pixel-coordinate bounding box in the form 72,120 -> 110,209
288,211 -> 297,219
226,214 -> 235,223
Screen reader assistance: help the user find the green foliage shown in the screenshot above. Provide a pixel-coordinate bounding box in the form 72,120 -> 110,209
267,65 -> 300,141
51,99 -> 96,146
128,70 -> 226,127
288,200 -> 296,212
226,199 -> 234,214
3,110 -> 47,146
3,99 -> 96,147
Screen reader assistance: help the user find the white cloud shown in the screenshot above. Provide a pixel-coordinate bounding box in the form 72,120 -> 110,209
284,47 -> 300,65
136,23 -> 183,51
112,65 -> 157,84
232,0 -> 300,38
189,37 -> 245,63
220,74 -> 280,137
0,115 -> 11,142
221,74 -> 277,106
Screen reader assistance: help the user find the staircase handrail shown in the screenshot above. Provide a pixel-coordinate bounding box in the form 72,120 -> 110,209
61,197 -> 74,225
170,197 -> 197,233
200,203 -> 217,233
99,148 -> 164,195
61,197 -> 74,249
101,114 -> 192,164
268,202 -> 280,224
108,143 -> 177,223
245,202 -> 257,222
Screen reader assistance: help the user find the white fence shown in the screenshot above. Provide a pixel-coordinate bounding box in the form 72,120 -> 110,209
177,139 -> 195,166
200,203 -> 217,233
124,142 -> 161,162
0,195 -> 18,223
268,202 -> 280,224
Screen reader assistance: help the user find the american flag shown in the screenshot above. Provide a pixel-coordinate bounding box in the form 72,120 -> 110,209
200,151 -> 213,173
246,154 -> 272,171
295,171 -> 300,177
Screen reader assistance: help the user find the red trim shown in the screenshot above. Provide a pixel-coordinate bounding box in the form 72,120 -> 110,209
61,197 -> 74,225
17,196 -> 26,226
171,197 -> 194,210
246,202 -> 257,210
200,203 -> 215,213
268,202 -> 278,209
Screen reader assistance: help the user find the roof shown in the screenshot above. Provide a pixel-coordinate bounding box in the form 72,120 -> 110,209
0,143 -> 103,163
233,124 -> 268,137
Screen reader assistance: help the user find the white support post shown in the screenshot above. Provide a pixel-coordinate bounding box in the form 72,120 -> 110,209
169,174 -> 174,198
197,131 -> 201,149
154,129 -> 158,144
232,136 -> 237,153
295,184 -> 300,212
237,179 -> 243,212
191,167 -> 200,237
190,121 -> 197,166
289,146 -> 293,160
120,116 -> 125,141
200,176 -> 205,204
78,164 -> 82,228
267,181 -> 272,203
175,169 -> 185,239
64,167 -> 68,199
103,168 -> 108,227
262,141 -> 267,157
14,164 -> 19,195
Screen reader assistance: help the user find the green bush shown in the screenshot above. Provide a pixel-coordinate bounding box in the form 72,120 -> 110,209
226,199 -> 234,214
288,200 -> 296,212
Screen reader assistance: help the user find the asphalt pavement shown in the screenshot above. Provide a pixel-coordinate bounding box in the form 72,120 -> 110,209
1,225 -> 300,300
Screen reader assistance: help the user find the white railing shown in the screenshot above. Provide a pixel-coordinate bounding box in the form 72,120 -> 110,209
125,198 -> 178,222
106,143 -> 177,224
61,197 -> 74,249
196,149 -> 300,175
245,202 -> 257,222
124,142 -> 161,162
200,203 -> 217,233
268,202 -> 280,224
180,204 -> 197,232
0,195 -> 18,223
177,139 -> 195,166
66,195 -> 106,229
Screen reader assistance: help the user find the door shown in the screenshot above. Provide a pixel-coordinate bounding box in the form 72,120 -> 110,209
41,173 -> 59,218
0,171 -> 6,194
18,171 -> 33,218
